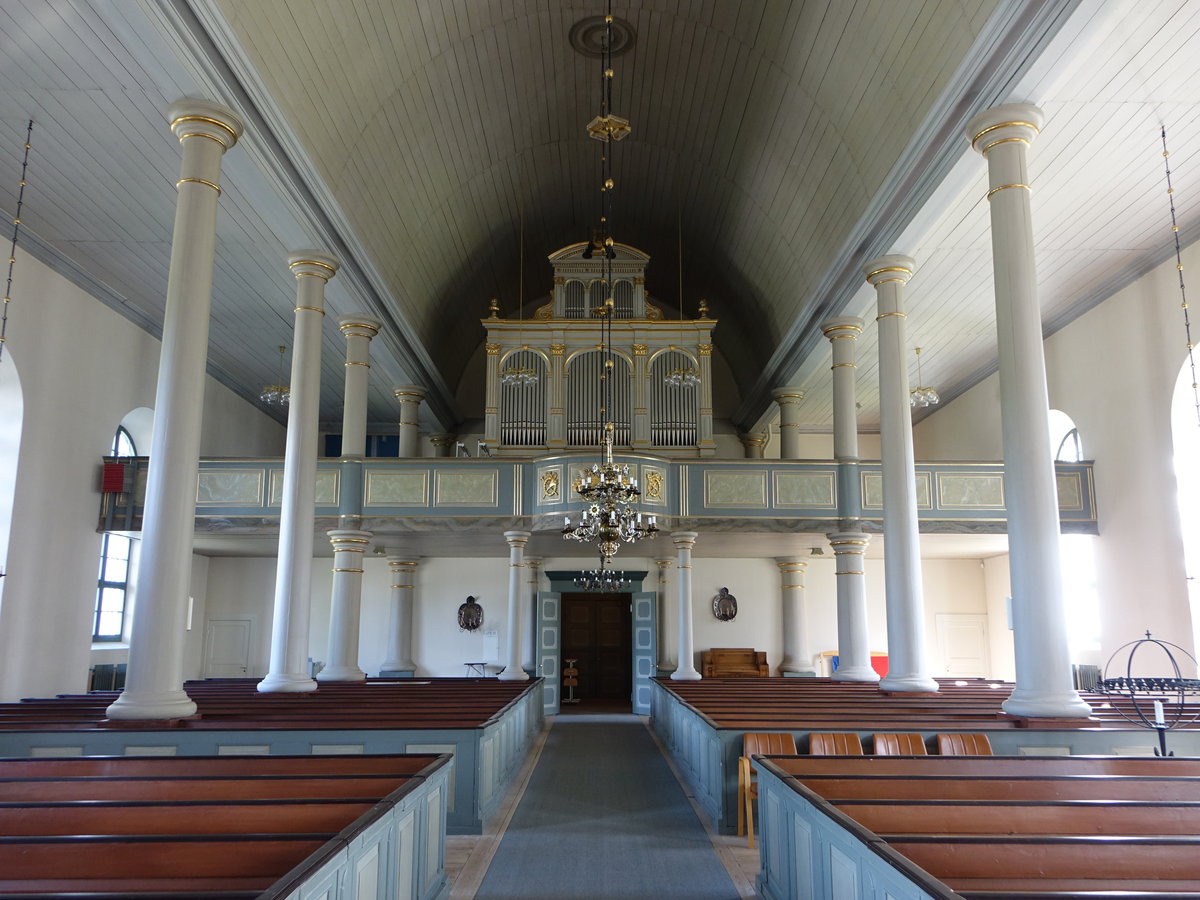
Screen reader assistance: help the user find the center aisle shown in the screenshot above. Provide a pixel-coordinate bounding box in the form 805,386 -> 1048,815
473,713 -> 740,900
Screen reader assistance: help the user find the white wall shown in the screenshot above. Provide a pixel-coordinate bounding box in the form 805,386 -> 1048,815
913,241 -> 1200,673
0,251 -> 285,701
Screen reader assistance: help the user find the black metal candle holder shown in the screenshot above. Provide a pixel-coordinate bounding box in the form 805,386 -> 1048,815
1095,631 -> 1200,757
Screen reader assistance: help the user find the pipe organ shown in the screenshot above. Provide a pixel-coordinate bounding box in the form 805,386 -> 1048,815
483,241 -> 716,456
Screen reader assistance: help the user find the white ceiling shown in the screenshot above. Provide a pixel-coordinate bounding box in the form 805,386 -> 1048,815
0,0 -> 1196,440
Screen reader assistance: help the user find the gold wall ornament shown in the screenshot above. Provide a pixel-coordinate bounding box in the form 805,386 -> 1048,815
485,342 -> 501,355
541,469 -> 560,499
645,470 -> 664,500
632,343 -> 647,355
535,299 -> 554,319
550,343 -> 566,356
697,343 -> 713,356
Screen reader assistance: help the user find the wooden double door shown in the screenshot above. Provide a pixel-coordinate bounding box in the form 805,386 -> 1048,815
561,592 -> 632,701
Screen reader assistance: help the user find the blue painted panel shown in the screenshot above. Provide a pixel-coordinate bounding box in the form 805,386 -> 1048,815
631,591 -> 656,715
538,591 -> 561,715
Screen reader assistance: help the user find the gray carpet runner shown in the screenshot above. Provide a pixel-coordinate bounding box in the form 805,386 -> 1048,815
474,714 -> 739,900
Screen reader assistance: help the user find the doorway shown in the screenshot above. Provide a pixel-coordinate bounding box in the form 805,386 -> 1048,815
561,592 -> 632,708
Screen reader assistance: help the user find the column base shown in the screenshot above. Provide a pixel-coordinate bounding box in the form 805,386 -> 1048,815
379,669 -> 416,678
1002,688 -> 1093,719
257,672 -> 318,693
670,667 -> 702,681
498,667 -> 529,681
105,689 -> 197,721
316,665 -> 366,682
879,672 -> 940,693
832,666 -> 881,683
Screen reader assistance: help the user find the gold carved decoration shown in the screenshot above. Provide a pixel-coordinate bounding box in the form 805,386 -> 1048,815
485,342 -> 501,355
534,299 -> 554,319
632,344 -> 648,356
697,343 -> 713,356
541,470 -> 560,499
644,300 -> 663,320
645,470 -> 664,500
550,343 -> 566,356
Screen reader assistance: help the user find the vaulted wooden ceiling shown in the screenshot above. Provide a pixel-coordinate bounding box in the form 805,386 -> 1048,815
1,1 -> 1198,436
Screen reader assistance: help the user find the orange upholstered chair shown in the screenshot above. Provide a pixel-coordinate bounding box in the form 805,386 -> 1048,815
738,732 -> 797,848
873,733 -> 928,755
808,732 -> 864,755
936,732 -> 993,755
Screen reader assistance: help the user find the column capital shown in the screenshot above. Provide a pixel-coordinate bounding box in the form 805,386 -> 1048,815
386,554 -> 421,569
337,314 -> 382,338
526,556 -> 543,571
772,388 -> 805,405
776,557 -> 808,573
821,317 -> 865,339
393,385 -> 427,402
327,529 -> 372,550
863,255 -> 915,286
655,558 -> 675,572
671,530 -> 698,550
966,103 -> 1044,155
288,251 -> 339,281
167,99 -> 244,150
504,529 -> 531,548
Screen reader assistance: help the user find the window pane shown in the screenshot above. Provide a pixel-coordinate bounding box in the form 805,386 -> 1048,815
99,587 -> 126,612
96,611 -> 123,638
102,556 -> 128,583
107,535 -> 131,561
113,427 -> 136,458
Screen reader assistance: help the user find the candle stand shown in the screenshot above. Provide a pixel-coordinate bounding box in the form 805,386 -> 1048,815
1096,632 -> 1200,757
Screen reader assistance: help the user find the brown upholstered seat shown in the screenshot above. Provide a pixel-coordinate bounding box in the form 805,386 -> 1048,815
936,732 -> 993,755
873,732 -> 927,755
808,732 -> 864,755
738,732 -> 797,848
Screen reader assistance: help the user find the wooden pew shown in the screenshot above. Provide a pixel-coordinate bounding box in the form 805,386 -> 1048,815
0,774 -> 415,802
0,800 -> 377,835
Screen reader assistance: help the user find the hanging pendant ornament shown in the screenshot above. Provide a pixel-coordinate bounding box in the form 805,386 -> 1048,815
1161,127 -> 1200,428
0,120 -> 34,364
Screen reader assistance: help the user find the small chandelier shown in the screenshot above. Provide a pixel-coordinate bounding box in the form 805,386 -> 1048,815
260,345 -> 290,408
500,346 -> 539,387
664,365 -> 699,388
909,346 -> 939,408
575,559 -> 628,592
563,426 -> 658,563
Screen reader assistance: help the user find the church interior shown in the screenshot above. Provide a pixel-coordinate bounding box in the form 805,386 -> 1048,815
2,1 -> 1200,897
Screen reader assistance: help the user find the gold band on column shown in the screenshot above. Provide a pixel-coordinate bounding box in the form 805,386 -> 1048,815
176,177 -> 221,194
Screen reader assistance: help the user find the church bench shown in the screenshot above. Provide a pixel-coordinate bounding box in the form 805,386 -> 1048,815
833,798 -> 1200,835
700,649 -> 770,678
768,754 -> 1200,777
0,799 -> 378,835
793,774 -> 1200,801
0,774 -> 416,801
0,753 -> 437,777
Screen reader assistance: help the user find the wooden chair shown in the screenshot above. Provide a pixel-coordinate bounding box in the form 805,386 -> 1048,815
873,733 -> 927,755
936,732 -> 993,755
738,732 -> 797,849
808,732 -> 864,755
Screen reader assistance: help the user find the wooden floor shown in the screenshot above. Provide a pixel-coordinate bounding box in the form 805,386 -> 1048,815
445,713 -> 758,900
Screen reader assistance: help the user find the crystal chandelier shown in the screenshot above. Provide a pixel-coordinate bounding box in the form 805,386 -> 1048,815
260,345 -> 290,408
909,346 -> 939,408
664,364 -> 700,388
575,560 -> 629,592
562,425 -> 659,562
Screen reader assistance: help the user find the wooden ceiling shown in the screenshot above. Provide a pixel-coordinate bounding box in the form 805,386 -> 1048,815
0,0 -> 1197,435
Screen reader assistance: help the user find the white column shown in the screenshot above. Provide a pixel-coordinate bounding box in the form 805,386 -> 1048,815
655,558 -> 676,671
772,389 -> 805,459
500,530 -> 530,681
822,317 -> 876,682
777,558 -> 811,675
966,103 -> 1091,717
317,530 -> 370,682
828,533 -> 878,681
393,386 -> 425,457
381,555 -> 418,675
522,557 -> 541,673
430,434 -> 456,457
738,433 -> 767,458
106,100 -> 243,721
337,316 -> 381,457
866,255 -> 938,693
258,251 -> 339,694
671,531 -> 702,680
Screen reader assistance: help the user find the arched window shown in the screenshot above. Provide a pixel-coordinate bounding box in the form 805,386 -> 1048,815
613,280 -> 635,318
1171,359 -> 1200,655
1047,408 -> 1098,656
1048,409 -> 1083,461
564,280 -> 586,318
94,427 -> 137,642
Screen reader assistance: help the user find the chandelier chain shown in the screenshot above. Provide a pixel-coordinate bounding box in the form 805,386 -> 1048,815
0,120 -> 34,364
1161,126 -> 1200,428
